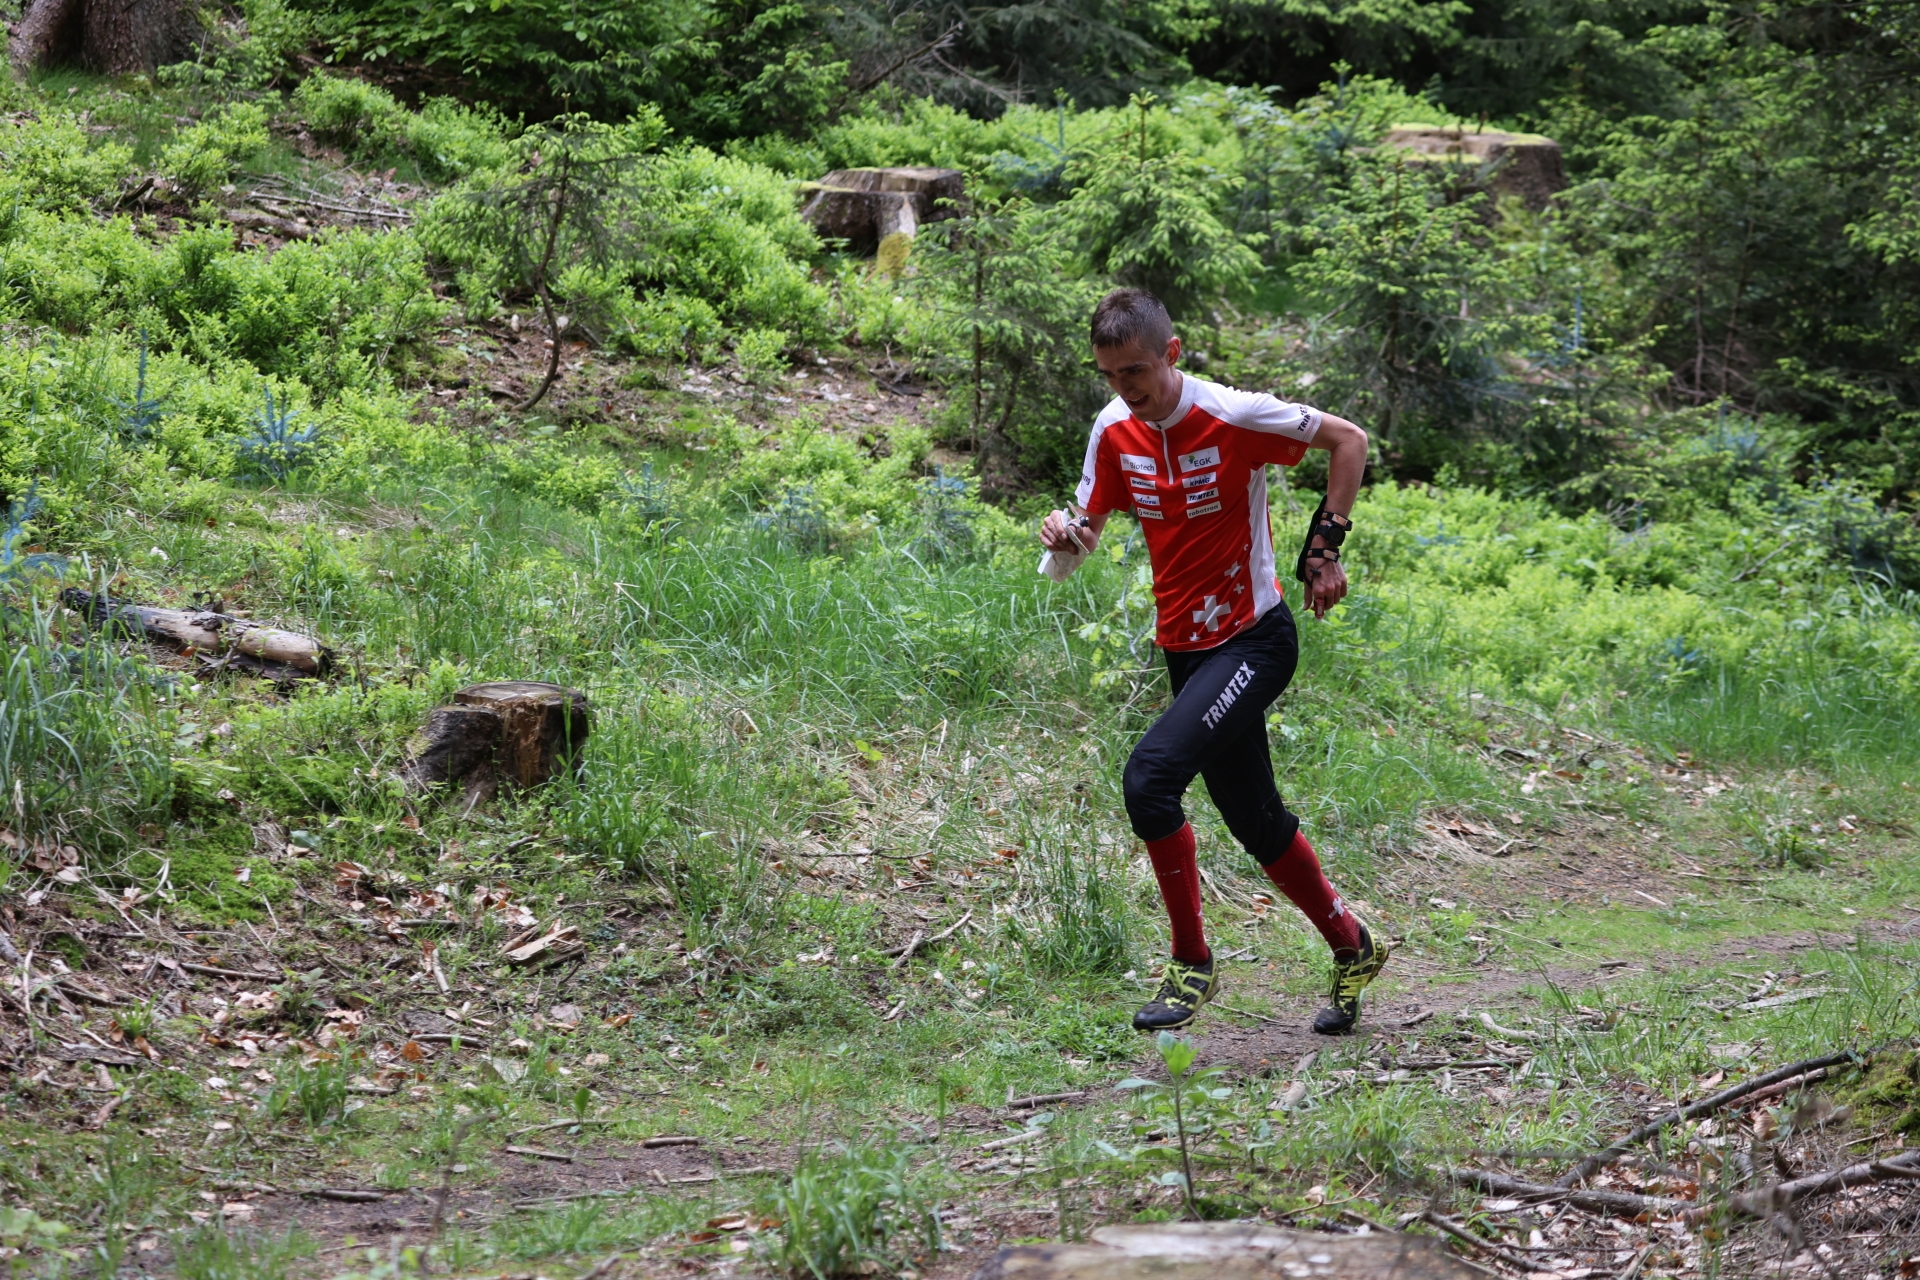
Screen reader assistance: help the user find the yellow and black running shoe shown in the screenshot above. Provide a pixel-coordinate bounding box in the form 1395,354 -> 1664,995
1313,921 -> 1390,1035
1132,954 -> 1219,1031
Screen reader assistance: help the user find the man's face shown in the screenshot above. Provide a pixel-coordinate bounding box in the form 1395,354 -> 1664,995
1094,335 -> 1183,423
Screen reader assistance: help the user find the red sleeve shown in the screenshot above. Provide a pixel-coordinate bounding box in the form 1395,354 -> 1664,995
1075,423 -> 1130,516
1250,435 -> 1309,468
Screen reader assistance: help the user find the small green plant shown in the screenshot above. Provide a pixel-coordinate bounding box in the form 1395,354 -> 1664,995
112,996 -> 161,1042
1117,1033 -> 1235,1220
0,1206 -> 68,1278
171,1223 -> 315,1280
769,1138 -> 943,1278
279,1058 -> 348,1127
907,467 -> 978,564
615,463 -> 675,529
235,386 -> 320,483
758,484 -> 832,553
736,326 -> 790,388
111,332 -> 165,444
0,485 -> 65,595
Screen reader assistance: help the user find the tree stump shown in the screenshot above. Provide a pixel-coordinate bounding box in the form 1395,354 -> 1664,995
798,167 -> 964,258
1379,125 -> 1567,213
972,1223 -> 1479,1280
399,682 -> 589,798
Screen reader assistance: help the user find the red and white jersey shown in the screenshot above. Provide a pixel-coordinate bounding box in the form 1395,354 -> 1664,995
1075,375 -> 1321,652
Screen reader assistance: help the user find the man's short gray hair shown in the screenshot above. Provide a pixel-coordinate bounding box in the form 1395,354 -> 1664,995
1090,287 -> 1173,352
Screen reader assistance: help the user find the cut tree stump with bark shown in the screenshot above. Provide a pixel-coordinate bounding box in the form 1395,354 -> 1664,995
973,1223 -> 1480,1280
10,0 -> 196,74
798,167 -> 963,257
399,681 -> 590,797
61,589 -> 332,679
1379,125 -> 1568,213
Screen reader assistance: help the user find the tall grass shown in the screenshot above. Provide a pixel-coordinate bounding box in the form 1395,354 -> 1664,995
0,609 -> 171,847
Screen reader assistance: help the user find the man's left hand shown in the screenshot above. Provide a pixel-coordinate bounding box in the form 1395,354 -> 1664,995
1303,558 -> 1348,620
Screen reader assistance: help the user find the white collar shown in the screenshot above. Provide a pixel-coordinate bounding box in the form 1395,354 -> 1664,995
1146,373 -> 1195,431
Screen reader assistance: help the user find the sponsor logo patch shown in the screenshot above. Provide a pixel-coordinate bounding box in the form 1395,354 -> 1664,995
1180,470 -> 1217,489
1178,446 -> 1221,472
1135,492 -> 1160,506
1135,507 -> 1164,519
1186,487 -> 1219,504
1186,500 -> 1222,517
1119,453 -> 1157,475
1128,474 -> 1155,489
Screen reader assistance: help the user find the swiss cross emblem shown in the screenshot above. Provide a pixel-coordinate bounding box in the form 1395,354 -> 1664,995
1192,596 -> 1229,632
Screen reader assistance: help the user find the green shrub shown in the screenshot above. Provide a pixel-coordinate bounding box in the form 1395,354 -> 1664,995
0,112 -> 133,210
293,73 -> 403,143
160,102 -> 271,195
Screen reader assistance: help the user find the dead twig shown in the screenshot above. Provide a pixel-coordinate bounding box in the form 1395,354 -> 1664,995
1557,1051 -> 1857,1187
887,931 -> 924,973
178,961 -> 282,982
502,1144 -> 574,1162
1007,1091 -> 1085,1110
1417,1210 -> 1553,1273
880,910 -> 972,961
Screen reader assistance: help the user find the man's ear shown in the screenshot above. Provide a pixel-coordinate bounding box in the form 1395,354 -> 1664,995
1165,336 -> 1182,367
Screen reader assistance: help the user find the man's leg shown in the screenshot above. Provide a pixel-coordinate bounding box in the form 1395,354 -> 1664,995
1121,607 -> 1300,1030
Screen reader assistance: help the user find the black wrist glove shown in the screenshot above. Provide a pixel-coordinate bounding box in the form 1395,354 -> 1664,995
1293,506 -> 1352,584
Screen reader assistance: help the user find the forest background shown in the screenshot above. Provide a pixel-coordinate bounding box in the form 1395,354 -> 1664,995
0,0 -> 1919,1273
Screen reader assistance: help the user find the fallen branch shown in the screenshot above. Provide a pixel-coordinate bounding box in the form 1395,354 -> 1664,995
1556,1051 -> 1857,1187
880,910 -> 972,961
62,589 -> 332,677
1450,1168 -> 1694,1217
641,1135 -> 700,1148
1729,1150 -> 1920,1218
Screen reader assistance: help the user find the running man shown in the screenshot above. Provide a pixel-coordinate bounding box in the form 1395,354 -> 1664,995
1039,288 -> 1388,1035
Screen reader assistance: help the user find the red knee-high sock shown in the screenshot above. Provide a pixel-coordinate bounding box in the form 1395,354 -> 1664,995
1144,823 -> 1209,965
1262,830 -> 1362,954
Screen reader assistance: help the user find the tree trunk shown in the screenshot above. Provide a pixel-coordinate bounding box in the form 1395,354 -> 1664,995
11,0 -> 196,74
61,588 -> 333,678
399,682 -> 590,799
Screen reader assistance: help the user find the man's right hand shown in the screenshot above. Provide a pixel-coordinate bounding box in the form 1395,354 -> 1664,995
1040,508 -> 1101,556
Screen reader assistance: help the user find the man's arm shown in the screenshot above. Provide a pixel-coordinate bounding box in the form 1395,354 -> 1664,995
1299,412 -> 1368,619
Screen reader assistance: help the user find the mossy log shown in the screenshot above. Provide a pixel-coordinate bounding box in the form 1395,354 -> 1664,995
61,588 -> 332,678
400,681 -> 590,796
972,1223 -> 1480,1280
